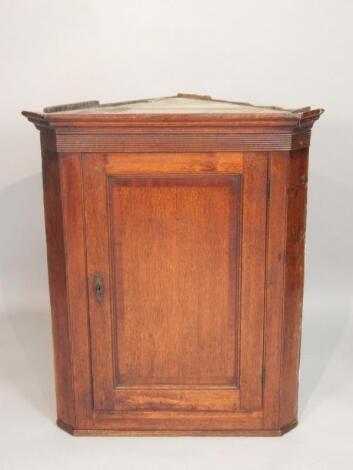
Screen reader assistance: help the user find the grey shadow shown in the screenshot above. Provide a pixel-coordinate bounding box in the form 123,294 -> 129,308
0,173 -> 55,419
299,165 -> 353,415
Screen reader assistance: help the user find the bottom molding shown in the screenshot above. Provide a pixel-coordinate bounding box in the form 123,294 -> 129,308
56,419 -> 298,437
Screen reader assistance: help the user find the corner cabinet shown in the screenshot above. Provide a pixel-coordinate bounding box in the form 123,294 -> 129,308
23,94 -> 323,436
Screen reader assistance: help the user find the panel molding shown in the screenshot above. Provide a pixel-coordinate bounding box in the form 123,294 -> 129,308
107,173 -> 242,396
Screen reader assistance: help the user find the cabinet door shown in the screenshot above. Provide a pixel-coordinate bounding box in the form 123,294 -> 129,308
82,152 -> 267,414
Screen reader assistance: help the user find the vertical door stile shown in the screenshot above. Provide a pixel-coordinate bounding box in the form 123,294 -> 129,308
240,152 -> 268,410
82,153 -> 115,410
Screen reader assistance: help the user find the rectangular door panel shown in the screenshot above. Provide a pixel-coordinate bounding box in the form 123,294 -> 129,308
109,175 -> 241,387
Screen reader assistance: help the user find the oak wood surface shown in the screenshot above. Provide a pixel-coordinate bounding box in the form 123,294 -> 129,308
59,153 -> 92,426
239,153 -> 267,410
57,417 -> 298,436
41,148 -> 75,426
23,98 -> 322,436
81,152 -> 266,417
279,148 -> 309,427
263,152 -> 289,429
110,174 -> 240,388
104,152 -> 243,174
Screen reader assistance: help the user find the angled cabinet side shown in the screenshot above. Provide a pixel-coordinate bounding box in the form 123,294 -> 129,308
279,148 -> 309,428
40,130 -> 75,427
264,147 -> 310,433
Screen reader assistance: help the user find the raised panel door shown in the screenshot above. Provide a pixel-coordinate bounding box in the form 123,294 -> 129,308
82,152 -> 267,417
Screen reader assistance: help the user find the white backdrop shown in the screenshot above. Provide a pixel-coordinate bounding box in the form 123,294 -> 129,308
1,1 -> 352,469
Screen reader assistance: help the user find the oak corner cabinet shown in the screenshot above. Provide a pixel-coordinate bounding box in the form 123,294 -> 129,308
23,93 -> 323,436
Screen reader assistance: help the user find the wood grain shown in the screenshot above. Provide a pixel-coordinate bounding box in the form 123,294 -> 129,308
279,148 -> 309,427
239,153 -> 267,410
110,175 -> 240,388
263,152 -> 289,429
23,101 -> 322,435
59,153 -> 93,427
79,151 -> 269,418
82,154 -> 115,410
41,148 -> 75,426
105,152 -> 243,174
111,388 -> 240,412
91,409 -> 264,431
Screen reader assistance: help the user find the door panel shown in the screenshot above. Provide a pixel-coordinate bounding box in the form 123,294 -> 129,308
82,152 -> 267,412
110,175 -> 240,388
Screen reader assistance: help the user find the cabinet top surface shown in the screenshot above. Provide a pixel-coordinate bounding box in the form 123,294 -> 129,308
42,94 -> 307,116
23,93 -> 323,127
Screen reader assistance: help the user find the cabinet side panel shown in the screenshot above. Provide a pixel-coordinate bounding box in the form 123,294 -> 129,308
59,153 -> 93,426
279,148 -> 309,427
41,144 -> 75,425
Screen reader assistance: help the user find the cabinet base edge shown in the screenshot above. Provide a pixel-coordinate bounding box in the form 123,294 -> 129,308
56,419 -> 297,437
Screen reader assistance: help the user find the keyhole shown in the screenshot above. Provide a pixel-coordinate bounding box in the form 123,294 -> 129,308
93,273 -> 104,302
